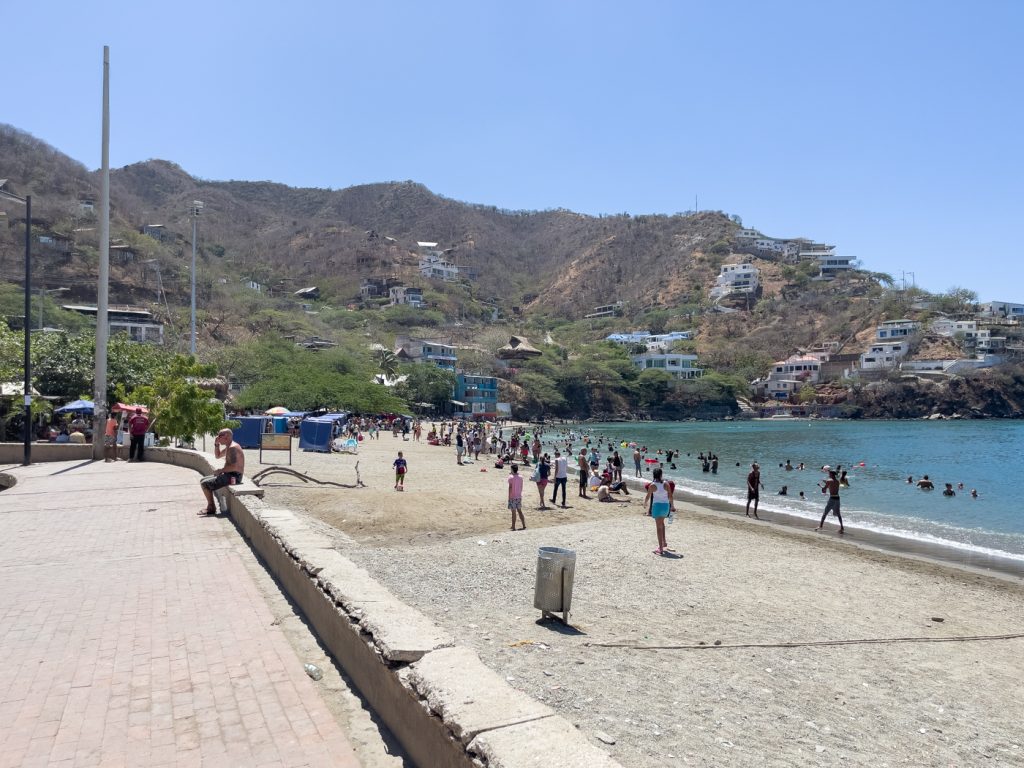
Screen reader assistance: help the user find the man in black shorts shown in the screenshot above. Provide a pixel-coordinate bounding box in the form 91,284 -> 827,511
817,469 -> 845,534
199,428 -> 245,515
745,462 -> 763,519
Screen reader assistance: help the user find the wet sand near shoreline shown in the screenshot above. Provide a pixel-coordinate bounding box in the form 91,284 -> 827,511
244,432 -> 1024,767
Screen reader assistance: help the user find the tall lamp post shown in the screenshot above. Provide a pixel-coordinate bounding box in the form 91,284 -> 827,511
0,181 -> 32,466
190,200 -> 203,355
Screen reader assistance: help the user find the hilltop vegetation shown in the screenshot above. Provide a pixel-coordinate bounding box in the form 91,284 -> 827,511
3,123 -> 1023,419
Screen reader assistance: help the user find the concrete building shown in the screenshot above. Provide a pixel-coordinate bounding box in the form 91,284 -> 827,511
454,373 -> 499,419
630,352 -> 703,379
710,263 -> 760,303
753,355 -> 822,399
417,242 -> 460,282
876,320 -> 920,341
979,301 -> 1024,320
388,286 -> 424,307
63,305 -> 164,345
931,318 -> 978,341
859,340 -> 910,371
394,336 -> 457,370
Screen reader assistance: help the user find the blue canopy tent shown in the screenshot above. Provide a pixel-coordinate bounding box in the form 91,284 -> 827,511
233,416 -> 269,449
55,399 -> 95,414
299,412 -> 347,453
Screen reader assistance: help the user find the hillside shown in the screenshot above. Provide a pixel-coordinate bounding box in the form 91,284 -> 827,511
0,123 -> 966,397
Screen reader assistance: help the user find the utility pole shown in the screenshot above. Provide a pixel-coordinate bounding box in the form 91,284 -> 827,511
93,45 -> 111,461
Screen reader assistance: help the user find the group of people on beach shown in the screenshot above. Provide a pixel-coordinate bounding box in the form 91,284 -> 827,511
384,420 -> 993,556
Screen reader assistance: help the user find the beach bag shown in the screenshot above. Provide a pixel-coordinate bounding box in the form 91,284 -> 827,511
531,466 -> 541,482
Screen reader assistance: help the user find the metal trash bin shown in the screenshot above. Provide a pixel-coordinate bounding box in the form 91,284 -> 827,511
534,546 -> 576,623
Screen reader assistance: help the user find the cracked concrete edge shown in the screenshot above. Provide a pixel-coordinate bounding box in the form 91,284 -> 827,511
406,647 -> 557,745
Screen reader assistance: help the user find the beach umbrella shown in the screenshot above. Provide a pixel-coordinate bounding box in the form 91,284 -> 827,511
264,406 -> 289,415
55,399 -> 95,413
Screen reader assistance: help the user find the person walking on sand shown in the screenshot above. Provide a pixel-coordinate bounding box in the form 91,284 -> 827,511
817,469 -> 845,534
535,453 -> 551,509
551,449 -> 569,507
746,463 -> 764,519
456,430 -> 465,465
644,467 -> 674,555
508,464 -> 526,531
392,451 -> 408,490
577,449 -> 591,498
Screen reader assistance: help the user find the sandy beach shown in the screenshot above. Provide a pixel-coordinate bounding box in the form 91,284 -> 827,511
242,429 -> 1024,767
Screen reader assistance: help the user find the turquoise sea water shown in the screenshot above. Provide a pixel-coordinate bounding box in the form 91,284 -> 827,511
548,420 -> 1024,563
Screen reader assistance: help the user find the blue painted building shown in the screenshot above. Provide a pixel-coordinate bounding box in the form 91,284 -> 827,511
454,373 -> 499,419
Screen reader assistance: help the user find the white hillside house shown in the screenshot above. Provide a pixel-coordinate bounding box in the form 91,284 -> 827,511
753,355 -> 821,400
979,301 -> 1024,321
631,352 -> 703,380
876,319 -> 920,341
710,263 -> 759,302
419,252 -> 459,282
859,341 -> 910,371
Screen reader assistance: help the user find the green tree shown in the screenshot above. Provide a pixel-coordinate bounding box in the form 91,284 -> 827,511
514,371 -> 566,416
29,332 -> 173,399
798,384 -> 817,404
120,356 -> 232,445
394,364 -> 455,412
0,323 -> 21,382
636,369 -> 674,409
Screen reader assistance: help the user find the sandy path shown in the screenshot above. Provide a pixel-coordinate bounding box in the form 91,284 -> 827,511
243,430 -> 1024,767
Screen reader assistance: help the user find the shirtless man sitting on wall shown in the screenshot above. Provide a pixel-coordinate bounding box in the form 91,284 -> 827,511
199,428 -> 245,515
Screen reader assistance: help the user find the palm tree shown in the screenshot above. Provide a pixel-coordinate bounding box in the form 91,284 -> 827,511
375,349 -> 400,382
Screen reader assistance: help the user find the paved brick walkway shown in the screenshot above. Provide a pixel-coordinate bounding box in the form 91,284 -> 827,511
0,460 -> 361,768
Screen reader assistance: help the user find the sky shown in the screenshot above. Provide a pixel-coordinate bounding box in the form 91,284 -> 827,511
4,1 -> 1022,301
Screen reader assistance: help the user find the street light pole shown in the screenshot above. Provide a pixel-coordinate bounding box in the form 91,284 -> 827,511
93,45 -> 111,462
190,201 -> 203,355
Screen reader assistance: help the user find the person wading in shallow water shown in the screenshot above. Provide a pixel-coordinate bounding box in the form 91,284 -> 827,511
817,469 -> 845,534
746,463 -> 764,519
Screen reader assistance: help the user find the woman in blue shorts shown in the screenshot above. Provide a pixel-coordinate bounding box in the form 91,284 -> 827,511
644,467 -> 674,556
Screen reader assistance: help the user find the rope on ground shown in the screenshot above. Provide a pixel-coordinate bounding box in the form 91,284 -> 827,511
586,632 -> 1024,652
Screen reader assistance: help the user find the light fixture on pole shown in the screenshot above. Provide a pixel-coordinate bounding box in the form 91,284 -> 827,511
0,180 -> 32,466
190,200 -> 204,355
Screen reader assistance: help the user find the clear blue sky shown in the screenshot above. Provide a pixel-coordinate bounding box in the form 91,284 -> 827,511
5,1 -> 1022,301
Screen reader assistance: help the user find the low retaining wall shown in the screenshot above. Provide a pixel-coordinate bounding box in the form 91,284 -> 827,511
0,443 -> 93,464
12,446 -> 621,767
